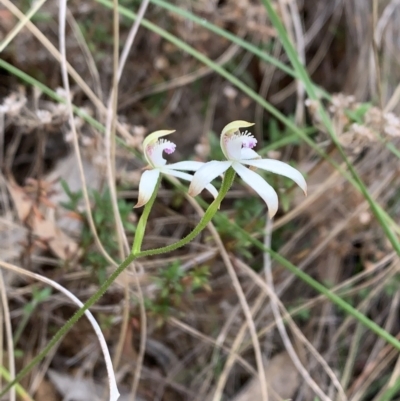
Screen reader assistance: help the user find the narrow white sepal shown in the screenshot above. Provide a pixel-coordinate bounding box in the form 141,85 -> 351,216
188,160 -> 231,197
134,169 -> 160,208
232,162 -> 279,218
166,161 -> 206,171
241,159 -> 307,195
162,168 -> 219,199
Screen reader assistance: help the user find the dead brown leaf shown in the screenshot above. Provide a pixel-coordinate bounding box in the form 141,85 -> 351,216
6,180 -> 78,260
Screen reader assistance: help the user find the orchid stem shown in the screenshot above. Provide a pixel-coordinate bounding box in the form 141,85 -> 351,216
0,168 -> 236,398
138,167 -> 236,257
132,176 -> 161,254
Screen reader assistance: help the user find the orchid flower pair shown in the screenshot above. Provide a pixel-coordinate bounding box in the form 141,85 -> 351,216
135,121 -> 307,218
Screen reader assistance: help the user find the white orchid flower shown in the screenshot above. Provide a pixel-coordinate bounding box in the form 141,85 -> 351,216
134,130 -> 218,208
188,120 -> 307,218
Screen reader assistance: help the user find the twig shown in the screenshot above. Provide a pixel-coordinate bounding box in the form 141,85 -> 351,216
263,216 -> 336,401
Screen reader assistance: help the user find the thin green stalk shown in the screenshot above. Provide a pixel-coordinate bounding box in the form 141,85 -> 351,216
132,176 -> 161,253
0,169 -> 235,397
13,297 -> 40,344
0,367 -> 34,401
137,168 -> 236,257
258,127 -> 316,155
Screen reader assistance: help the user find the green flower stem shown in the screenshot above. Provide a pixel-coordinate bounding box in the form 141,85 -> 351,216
0,169 -> 236,398
132,175 -> 161,254
137,168 -> 236,257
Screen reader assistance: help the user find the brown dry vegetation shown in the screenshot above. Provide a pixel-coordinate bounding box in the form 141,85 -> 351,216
1,1 -> 400,401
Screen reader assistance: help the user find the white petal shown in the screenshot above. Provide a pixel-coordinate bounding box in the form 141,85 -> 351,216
241,159 -> 307,195
134,169 -> 160,208
166,161 -> 205,171
188,160 -> 232,197
240,148 -> 260,160
232,162 -> 279,218
162,168 -> 219,199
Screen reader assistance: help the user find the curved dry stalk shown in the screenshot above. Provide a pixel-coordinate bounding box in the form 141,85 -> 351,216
0,260 -> 119,401
168,317 -> 256,375
237,252 -> 395,357
57,0 -> 118,267
366,289 -> 400,366
371,346 -> 400,401
0,270 -> 16,401
181,192 -> 269,401
66,10 -> 103,108
0,0 -> 47,52
339,322 -> 363,393
102,2 -> 151,399
103,0 -> 131,382
329,267 -> 396,348
263,216 -> 338,401
286,0 -> 306,124
58,1 -> 122,397
106,0 -> 126,259
235,254 -> 346,400
212,294 -> 267,400
350,347 -> 399,401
